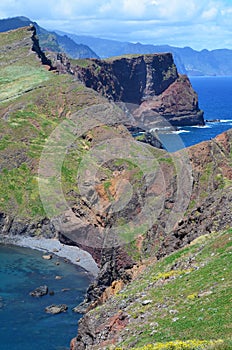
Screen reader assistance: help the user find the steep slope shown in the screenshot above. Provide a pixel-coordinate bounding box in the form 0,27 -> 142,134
0,25 -> 107,225
0,16 -> 99,58
71,129 -> 232,349
72,229 -> 232,349
61,127 -> 232,308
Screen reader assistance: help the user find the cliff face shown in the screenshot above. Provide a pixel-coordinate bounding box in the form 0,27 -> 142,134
133,74 -> 204,127
72,128 -> 232,350
75,54 -> 177,103
71,53 -> 204,128
1,26 -> 231,350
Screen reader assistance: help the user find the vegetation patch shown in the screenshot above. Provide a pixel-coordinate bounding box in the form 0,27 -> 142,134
93,230 -> 232,349
114,339 -> 224,350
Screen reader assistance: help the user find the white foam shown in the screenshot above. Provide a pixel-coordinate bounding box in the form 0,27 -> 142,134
191,125 -> 212,128
172,130 -> 190,134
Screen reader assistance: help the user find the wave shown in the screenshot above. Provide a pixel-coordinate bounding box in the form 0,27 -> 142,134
172,130 -> 190,134
191,125 -> 212,129
220,119 -> 232,123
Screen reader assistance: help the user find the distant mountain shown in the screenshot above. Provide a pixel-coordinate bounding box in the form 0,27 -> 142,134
56,31 -> 232,76
1,17 -> 231,75
0,16 -> 99,59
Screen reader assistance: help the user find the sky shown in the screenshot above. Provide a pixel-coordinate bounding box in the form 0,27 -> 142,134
0,0 -> 232,50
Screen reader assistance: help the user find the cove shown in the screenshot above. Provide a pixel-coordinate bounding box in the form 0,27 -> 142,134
0,244 -> 92,350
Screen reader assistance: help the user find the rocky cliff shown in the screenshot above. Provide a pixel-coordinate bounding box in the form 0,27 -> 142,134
0,26 -> 230,350
68,54 -> 204,128
71,128 -> 232,349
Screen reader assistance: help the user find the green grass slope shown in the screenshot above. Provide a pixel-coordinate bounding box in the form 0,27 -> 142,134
87,229 -> 232,349
0,26 -> 104,219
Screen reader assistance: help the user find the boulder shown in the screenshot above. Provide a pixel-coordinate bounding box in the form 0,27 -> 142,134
45,304 -> 68,314
30,285 -> 48,297
42,254 -> 52,260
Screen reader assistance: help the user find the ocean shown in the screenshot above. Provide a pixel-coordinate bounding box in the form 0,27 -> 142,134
0,77 -> 232,349
158,76 -> 232,152
0,244 -> 91,350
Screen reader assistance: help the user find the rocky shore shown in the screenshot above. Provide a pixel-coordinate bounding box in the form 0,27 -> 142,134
0,235 -> 99,277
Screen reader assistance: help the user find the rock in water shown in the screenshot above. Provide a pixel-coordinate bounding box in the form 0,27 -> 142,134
29,285 -> 48,297
45,304 -> 68,314
42,254 -> 52,260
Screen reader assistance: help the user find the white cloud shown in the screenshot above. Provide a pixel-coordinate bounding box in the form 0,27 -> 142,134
201,7 -> 218,20
122,0 -> 146,17
0,0 -> 231,49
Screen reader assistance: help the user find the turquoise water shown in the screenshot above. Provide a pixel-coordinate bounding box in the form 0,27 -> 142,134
0,244 -> 91,350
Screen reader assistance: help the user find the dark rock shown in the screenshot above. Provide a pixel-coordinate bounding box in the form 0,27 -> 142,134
0,215 -> 57,240
52,53 -> 204,130
205,119 -> 220,123
30,26 -> 54,69
139,131 -> 163,148
73,302 -> 89,314
30,285 -> 48,297
45,304 -> 68,314
133,74 -> 204,128
73,53 -> 178,104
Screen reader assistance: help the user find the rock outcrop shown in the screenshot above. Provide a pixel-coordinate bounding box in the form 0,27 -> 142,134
70,54 -> 204,128
133,74 -> 204,127
45,304 -> 68,314
30,285 -> 48,297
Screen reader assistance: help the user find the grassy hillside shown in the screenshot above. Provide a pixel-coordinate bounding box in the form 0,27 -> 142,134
0,26 -> 104,219
86,229 -> 232,349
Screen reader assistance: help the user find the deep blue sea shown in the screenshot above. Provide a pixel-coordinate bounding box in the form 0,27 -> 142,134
158,76 -> 232,152
0,244 -> 91,350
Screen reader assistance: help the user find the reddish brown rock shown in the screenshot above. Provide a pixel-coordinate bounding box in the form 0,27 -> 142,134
134,74 -> 204,128
71,129 -> 232,349
54,53 -> 204,128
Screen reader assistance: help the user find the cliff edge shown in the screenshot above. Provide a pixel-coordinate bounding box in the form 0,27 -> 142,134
67,53 -> 204,128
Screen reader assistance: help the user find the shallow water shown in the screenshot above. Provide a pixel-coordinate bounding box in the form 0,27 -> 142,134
0,244 -> 91,350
